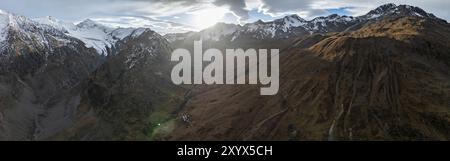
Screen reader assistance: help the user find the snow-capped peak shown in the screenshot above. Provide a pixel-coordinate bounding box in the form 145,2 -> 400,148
363,3 -> 437,20
35,17 -> 148,55
1,10 -> 64,43
1,10 -> 151,55
77,19 -> 98,26
274,14 -> 307,32
34,16 -> 76,33
76,19 -> 112,31
0,10 -> 10,42
284,14 -> 305,22
0,10 -> 75,53
372,3 -> 398,13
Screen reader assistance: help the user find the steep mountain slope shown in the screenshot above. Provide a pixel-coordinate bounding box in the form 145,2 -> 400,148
167,14 -> 450,140
48,30 -> 186,140
1,4 -> 449,141
164,14 -> 356,52
0,10 -> 183,140
165,14 -> 358,44
0,10 -> 101,140
165,4 -> 446,51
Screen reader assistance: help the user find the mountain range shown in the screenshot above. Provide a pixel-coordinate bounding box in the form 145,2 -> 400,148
165,4 -> 445,45
0,3 -> 449,140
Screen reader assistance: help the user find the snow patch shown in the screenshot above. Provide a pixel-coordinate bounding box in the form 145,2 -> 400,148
36,17 -> 147,55
0,11 -> 9,42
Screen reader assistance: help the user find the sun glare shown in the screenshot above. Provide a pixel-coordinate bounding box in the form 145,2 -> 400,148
191,7 -> 228,30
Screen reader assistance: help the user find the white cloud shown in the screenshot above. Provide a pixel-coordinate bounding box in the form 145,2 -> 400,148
92,16 -> 196,34
257,0 -> 450,20
213,0 -> 249,21
0,0 -> 448,33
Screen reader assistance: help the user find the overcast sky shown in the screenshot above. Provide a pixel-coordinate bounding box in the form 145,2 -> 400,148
0,0 -> 449,34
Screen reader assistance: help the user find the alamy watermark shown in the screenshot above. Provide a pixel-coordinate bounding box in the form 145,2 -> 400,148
170,41 -> 279,95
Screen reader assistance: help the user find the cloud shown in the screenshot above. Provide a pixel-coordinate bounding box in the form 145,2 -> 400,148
0,0 -> 209,33
257,0 -> 450,20
213,0 -> 249,21
257,0 -> 374,18
0,0 -> 449,33
92,16 -> 195,34
259,0 -> 311,14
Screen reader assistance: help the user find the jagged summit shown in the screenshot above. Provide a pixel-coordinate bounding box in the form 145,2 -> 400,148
35,17 -> 153,55
167,3 -> 447,42
34,16 -> 76,32
275,14 -> 306,23
0,11 -> 156,55
311,14 -> 355,23
0,10 -> 70,47
374,3 -> 397,11
363,3 -> 438,20
254,19 -> 265,24
77,18 -> 109,29
283,14 -> 305,21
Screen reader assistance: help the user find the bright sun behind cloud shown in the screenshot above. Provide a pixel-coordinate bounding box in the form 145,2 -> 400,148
191,7 -> 229,30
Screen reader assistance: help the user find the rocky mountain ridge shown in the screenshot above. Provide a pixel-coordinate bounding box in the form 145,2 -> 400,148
165,4 -> 446,43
